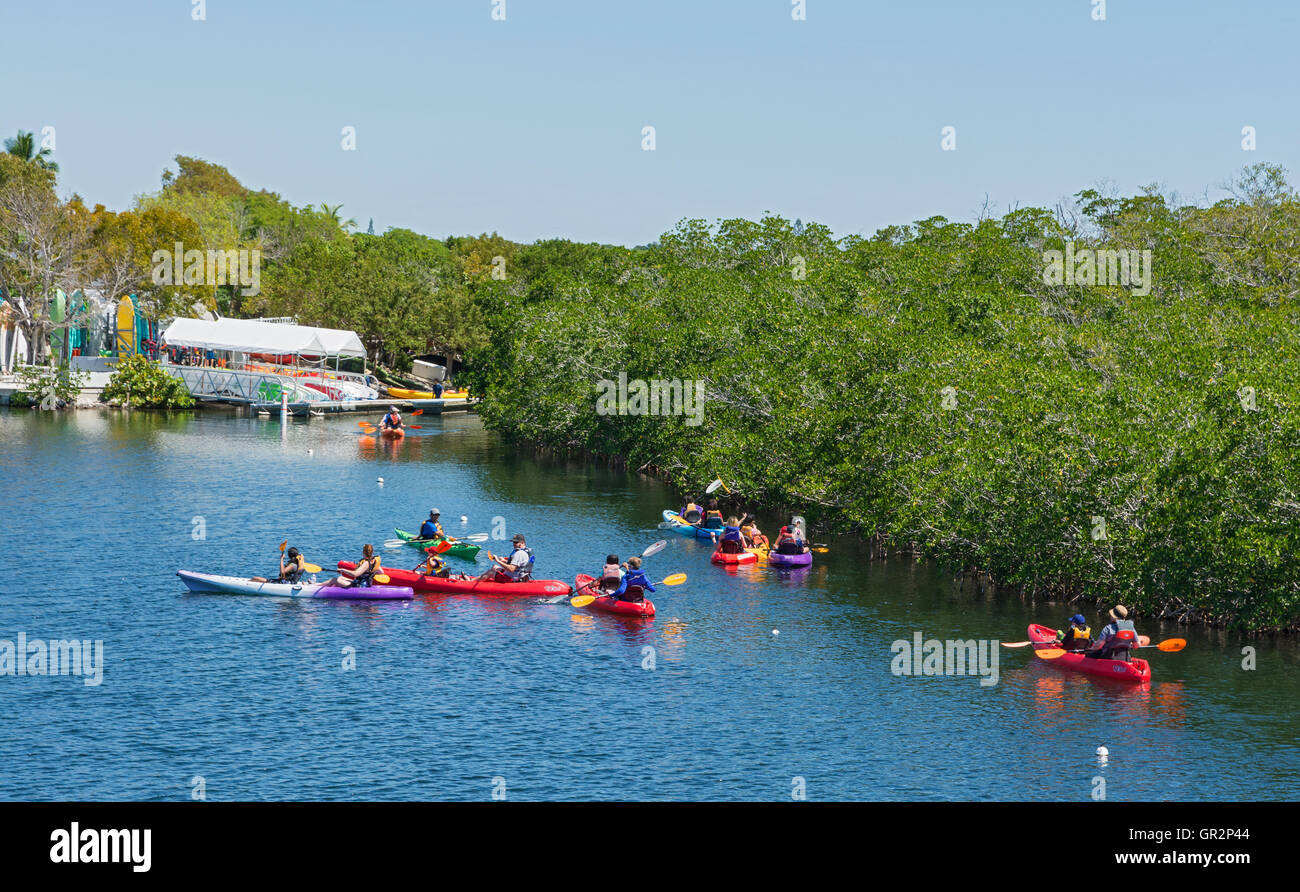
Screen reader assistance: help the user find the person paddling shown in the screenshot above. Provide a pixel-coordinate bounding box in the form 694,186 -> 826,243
773,519 -> 810,556
714,516 -> 748,554
680,498 -> 704,525
252,547 -> 307,584
1086,606 -> 1140,660
597,553 -> 625,593
1055,614 -> 1091,652
416,548 -> 451,579
479,534 -> 534,583
419,509 -> 444,541
324,544 -> 381,588
740,514 -> 769,550
610,556 -> 655,603
379,405 -> 403,433
701,498 -> 725,532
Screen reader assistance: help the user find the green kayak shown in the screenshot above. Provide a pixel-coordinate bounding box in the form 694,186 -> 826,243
394,529 -> 481,560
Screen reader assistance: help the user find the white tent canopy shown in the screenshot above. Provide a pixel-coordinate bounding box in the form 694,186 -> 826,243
161,318 -> 365,358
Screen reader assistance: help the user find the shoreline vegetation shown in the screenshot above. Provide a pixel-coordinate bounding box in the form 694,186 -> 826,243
3,146 -> 1297,631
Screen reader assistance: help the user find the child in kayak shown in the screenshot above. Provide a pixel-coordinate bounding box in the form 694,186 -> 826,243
1055,614 -> 1091,652
701,499 -> 725,531
597,554 -> 625,593
1086,606 -> 1140,660
479,534 -> 534,583
740,514 -> 769,550
252,547 -> 307,584
379,406 -> 403,432
419,509 -> 444,540
416,548 -> 451,579
324,544 -> 381,588
611,557 -> 655,603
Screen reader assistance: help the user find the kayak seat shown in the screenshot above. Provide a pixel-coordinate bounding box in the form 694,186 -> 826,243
720,539 -> 743,554
599,576 -> 620,593
621,585 -> 645,603
683,510 -> 702,523
776,542 -> 803,555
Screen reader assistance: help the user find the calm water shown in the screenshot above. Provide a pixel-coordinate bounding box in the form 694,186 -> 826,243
1,409 -> 1297,801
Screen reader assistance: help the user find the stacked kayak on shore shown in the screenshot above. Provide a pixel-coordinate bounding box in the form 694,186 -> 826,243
177,570 -> 414,600
339,562 -> 571,597
574,574 -> 655,616
1028,624 -> 1151,684
386,387 -> 468,400
393,528 -> 481,559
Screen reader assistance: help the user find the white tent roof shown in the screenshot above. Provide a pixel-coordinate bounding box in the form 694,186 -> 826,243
294,324 -> 367,358
161,318 -> 328,355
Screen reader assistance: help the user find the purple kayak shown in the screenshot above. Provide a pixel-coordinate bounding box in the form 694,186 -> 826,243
177,570 -> 414,600
767,550 -> 813,567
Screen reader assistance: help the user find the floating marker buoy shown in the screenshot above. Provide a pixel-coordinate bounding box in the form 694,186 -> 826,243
460,515 -> 468,523
307,449 -> 313,455
377,477 -> 384,485
772,629 -> 779,636
1097,746 -> 1109,756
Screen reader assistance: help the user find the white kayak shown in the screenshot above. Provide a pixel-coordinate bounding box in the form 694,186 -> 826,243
176,570 -> 414,600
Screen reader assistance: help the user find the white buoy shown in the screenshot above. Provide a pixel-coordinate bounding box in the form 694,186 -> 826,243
307,449 -> 313,455
1097,746 -> 1109,756
460,515 -> 468,523
377,477 -> 384,486
772,629 -> 779,636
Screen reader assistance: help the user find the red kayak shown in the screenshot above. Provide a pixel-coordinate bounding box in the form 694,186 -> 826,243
338,561 -> 571,597
1028,624 -> 1151,684
574,574 -> 655,617
711,547 -> 761,565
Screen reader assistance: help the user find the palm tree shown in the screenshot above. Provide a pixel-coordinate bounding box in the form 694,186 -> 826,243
4,130 -> 58,172
318,203 -> 356,232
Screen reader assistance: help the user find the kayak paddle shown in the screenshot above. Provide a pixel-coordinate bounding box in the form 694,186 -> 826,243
705,479 -> 725,494
570,594 -> 597,608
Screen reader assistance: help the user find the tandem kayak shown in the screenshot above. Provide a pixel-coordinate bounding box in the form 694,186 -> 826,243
176,570 -> 414,600
574,574 -> 655,617
339,561 -> 571,597
662,510 -> 726,540
393,529 -> 482,560
768,549 -> 813,567
1027,624 -> 1152,684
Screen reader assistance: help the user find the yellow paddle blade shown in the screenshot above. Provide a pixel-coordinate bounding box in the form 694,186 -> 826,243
279,540 -> 288,553
302,563 -> 322,573
373,574 -> 390,584
660,573 -> 687,585
1034,648 -> 1067,660
570,594 -> 596,607
1157,638 -> 1187,652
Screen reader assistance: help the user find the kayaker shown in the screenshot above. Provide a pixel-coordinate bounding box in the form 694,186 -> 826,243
701,498 -> 725,531
714,516 -> 748,555
419,509 -> 444,540
591,554 -> 624,594
379,406 -> 403,432
1056,614 -> 1092,652
1086,605 -> 1140,660
416,548 -> 451,579
740,514 -> 769,549
773,521 -> 809,556
680,498 -> 704,524
251,547 -> 307,584
479,534 -> 534,583
611,556 -> 655,603
325,544 -> 381,588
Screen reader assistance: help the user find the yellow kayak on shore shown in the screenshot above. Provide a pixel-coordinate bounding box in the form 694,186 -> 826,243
387,387 -> 468,400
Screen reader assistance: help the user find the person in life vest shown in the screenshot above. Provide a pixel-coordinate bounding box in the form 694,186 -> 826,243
325,544 -> 381,588
701,498 -> 725,531
1055,614 -> 1091,652
611,556 -> 655,603
380,406 -> 403,432
1086,605 -> 1139,660
680,498 -> 704,525
773,519 -> 809,556
479,534 -> 534,583
252,547 -> 307,583
740,514 -> 769,550
715,516 -> 748,554
416,547 -> 451,579
598,554 -> 625,593
419,509 -> 444,540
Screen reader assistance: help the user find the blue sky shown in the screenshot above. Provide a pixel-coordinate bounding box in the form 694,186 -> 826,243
4,0 -> 1298,245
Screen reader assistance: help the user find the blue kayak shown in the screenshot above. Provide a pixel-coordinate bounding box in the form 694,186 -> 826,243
662,509 -> 725,540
